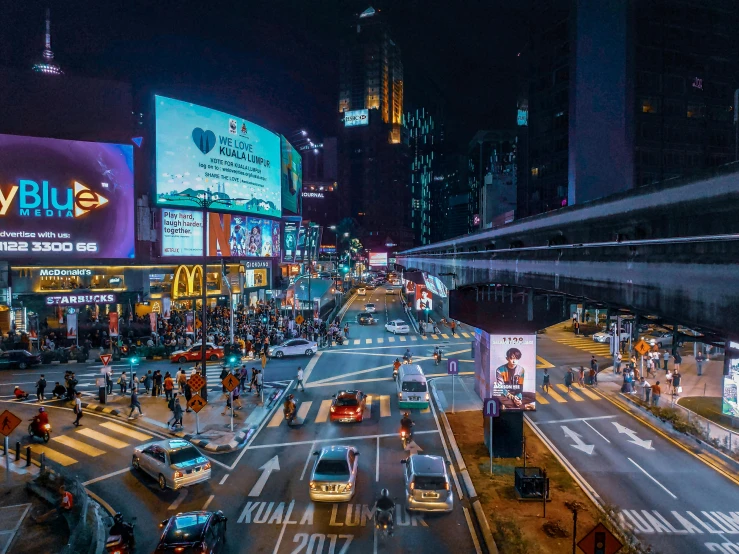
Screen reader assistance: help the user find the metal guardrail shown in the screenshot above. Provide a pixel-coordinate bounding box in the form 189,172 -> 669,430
668,397 -> 739,454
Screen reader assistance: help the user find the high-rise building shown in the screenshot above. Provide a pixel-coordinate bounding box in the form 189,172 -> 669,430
430,154 -> 470,241
338,6 -> 411,251
406,107 -> 440,245
31,8 -> 63,75
468,131 -> 518,230
518,0 -> 739,218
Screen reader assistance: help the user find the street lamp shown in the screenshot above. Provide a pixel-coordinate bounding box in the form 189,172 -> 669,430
160,189 -> 246,401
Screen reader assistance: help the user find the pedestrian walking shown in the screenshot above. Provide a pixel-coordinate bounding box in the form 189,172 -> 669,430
128,389 -> 144,419
66,372 -> 78,400
36,374 -> 46,402
232,385 -> 242,410
72,392 -> 83,427
564,367 -> 574,393
696,352 -> 705,376
651,381 -> 661,407
184,382 -> 193,412
646,356 -> 654,377
249,368 -> 257,392
450,320 -> 457,336
665,369 -> 673,392
118,371 -> 128,395
574,320 -> 580,335
153,370 -> 162,397
171,395 -> 183,431
615,352 -> 622,375
255,370 -> 263,396
672,369 -> 681,396
642,377 -> 651,404
106,371 -> 113,395
296,366 -> 305,391
590,365 -> 598,386
143,370 -> 152,394
177,368 -> 187,393
239,365 -> 248,392
662,350 -> 669,370
578,366 -> 585,387
542,368 -> 550,393
164,372 -> 174,401
674,351 -> 682,372
131,373 -> 139,393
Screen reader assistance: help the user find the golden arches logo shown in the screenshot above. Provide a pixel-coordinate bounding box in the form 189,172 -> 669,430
172,265 -> 204,299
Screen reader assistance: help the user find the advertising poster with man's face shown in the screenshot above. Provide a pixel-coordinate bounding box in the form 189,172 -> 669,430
415,285 -> 433,312
487,334 -> 537,411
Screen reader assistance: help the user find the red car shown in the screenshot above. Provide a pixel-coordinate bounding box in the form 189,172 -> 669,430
330,390 -> 367,423
170,343 -> 224,364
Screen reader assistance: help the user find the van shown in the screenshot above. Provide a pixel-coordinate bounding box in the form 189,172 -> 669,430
396,364 -> 429,409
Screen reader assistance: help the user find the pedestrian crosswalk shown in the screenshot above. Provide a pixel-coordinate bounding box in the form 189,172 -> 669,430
535,384 -> 603,405
267,392 -> 430,427
336,332 -> 471,348
19,420 -> 154,467
549,335 -> 614,358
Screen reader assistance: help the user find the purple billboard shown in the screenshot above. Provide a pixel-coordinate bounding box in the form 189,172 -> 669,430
0,134 -> 135,259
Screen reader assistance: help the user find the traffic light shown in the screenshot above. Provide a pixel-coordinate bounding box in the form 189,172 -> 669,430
340,265 -> 349,274
229,356 -> 237,365
130,356 -> 138,366
262,316 -> 268,324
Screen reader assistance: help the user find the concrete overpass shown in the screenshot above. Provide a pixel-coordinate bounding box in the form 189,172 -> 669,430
397,163 -> 739,344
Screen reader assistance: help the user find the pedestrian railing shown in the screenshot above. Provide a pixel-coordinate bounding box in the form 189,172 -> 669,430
668,396 -> 739,454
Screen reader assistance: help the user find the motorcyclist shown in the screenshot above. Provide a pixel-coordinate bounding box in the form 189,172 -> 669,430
400,412 -> 414,433
373,489 -> 395,534
14,386 -> 29,400
108,512 -> 134,546
343,324 -> 349,337
433,346 -> 440,364
283,394 -> 296,422
403,348 -> 412,363
392,358 -> 401,378
31,407 -> 49,434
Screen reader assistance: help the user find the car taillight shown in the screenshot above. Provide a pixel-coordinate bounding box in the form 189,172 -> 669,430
174,471 -> 183,479
345,483 -> 352,491
425,393 -> 430,401
310,481 -> 317,490
410,482 -> 415,491
356,406 -> 363,414
203,462 -> 211,470
330,406 -> 336,413
444,481 -> 450,490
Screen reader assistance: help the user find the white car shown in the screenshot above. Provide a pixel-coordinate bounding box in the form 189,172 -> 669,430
269,339 -> 318,358
592,332 -> 611,343
364,303 -> 376,313
385,319 -> 410,334
357,288 -> 366,296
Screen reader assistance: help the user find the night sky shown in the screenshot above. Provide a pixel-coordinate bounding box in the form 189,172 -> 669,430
0,0 -> 527,147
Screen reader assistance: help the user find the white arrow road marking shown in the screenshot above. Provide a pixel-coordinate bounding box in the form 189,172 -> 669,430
404,440 -> 424,456
168,488 -> 188,510
561,426 -> 595,455
248,455 -> 280,497
612,421 -> 654,450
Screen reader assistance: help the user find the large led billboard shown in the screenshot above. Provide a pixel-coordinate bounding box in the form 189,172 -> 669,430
282,217 -> 301,263
369,252 -> 388,267
724,344 -> 739,417
161,209 -> 280,258
281,137 -> 302,214
155,95 -> 281,218
344,109 -> 369,127
475,331 -> 536,411
0,134 -> 134,259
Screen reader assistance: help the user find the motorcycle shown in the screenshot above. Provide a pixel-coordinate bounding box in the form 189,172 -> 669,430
284,401 -> 298,425
375,508 -> 394,538
335,334 -> 344,346
402,355 -> 412,365
400,426 -> 413,449
393,368 -> 399,381
28,418 -> 51,443
105,516 -> 136,554
434,348 -> 443,366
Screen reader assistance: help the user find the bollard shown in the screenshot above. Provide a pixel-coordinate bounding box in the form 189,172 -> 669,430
40,452 -> 46,474
15,441 -> 20,462
25,446 -> 31,467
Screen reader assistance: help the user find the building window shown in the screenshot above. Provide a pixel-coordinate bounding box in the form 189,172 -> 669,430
640,97 -> 660,114
531,167 -> 539,177
686,103 -> 705,119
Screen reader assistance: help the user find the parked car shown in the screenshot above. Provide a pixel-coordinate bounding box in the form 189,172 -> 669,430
357,313 -> 376,325
268,339 -> 318,358
309,446 -> 359,502
155,511 -> 227,553
0,350 -> 41,370
640,331 -> 673,348
402,454 -> 453,513
169,343 -> 224,364
330,390 -> 367,423
132,439 -> 211,491
385,319 -> 410,334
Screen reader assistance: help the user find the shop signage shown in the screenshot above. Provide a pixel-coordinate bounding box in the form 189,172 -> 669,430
243,260 -> 271,269
172,265 -> 204,300
302,192 -> 325,199
39,268 -> 93,276
45,293 -> 117,306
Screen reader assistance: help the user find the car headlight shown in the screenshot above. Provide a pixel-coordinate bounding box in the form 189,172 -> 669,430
309,481 -> 317,490
174,470 -> 183,479
330,406 -> 336,413
345,482 -> 352,491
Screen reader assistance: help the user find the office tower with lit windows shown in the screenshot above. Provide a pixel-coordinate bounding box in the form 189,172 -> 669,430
338,6 -> 411,250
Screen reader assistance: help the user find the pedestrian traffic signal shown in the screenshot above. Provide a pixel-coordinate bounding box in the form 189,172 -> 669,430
130,356 -> 138,365
262,316 -> 267,323
229,356 -> 237,364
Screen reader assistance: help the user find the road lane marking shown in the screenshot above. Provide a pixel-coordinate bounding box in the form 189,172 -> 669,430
267,409 -> 284,427
463,506 -> 483,554
82,467 -> 131,486
202,494 -> 215,511
301,351 -> 322,385
628,457 -> 677,499
380,395 -> 391,417
535,415 -> 617,425
376,338 -> 384,344
99,421 -> 152,441
315,400 -> 332,423
431,334 -> 439,339
300,442 -> 316,481
535,392 -> 550,405
578,387 -> 601,400
547,388 -> 567,403
52,435 -> 105,457
462,332 -> 471,338
399,336 -> 407,342
31,445 -> 76,466
353,339 -> 360,345
387,337 -> 396,342
584,420 -> 611,443
168,488 -> 188,510
441,334 -> 449,339
376,436 -> 380,482
246,430 -> 440,450
536,356 -> 555,369
76,428 -> 129,449
296,401 -> 312,421
365,339 -> 372,344
411,336 -> 418,341
219,474 -> 230,485
556,384 -> 584,401
420,406 -> 430,414
364,396 -> 372,419
420,335 -> 427,340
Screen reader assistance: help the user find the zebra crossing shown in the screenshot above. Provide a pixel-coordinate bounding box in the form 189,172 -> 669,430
549,335 -> 614,357
535,384 -> 603,405
267,392 -> 430,427
345,331 -> 473,347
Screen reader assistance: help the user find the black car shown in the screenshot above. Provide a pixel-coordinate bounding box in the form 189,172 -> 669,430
156,511 -> 227,554
0,350 -> 41,370
357,312 -> 376,325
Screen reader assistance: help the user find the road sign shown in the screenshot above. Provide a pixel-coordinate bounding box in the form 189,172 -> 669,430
483,397 -> 501,418
634,339 -> 651,356
447,358 -> 459,375
100,354 -> 112,366
188,395 -> 207,414
0,410 -> 22,437
295,315 -> 305,325
577,523 -> 623,554
222,373 -> 240,393
187,374 -> 205,392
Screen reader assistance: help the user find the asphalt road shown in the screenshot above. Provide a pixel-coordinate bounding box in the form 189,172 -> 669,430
532,336 -> 739,554
0,287 -> 481,553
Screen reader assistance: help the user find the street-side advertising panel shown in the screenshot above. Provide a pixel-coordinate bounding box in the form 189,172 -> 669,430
724,342 -> 739,417
474,330 -> 536,411
155,95 -> 281,217
282,218 -> 301,263
280,137 -> 302,214
414,284 -> 433,312
368,252 -> 388,267
0,134 -> 135,259
161,209 -> 280,258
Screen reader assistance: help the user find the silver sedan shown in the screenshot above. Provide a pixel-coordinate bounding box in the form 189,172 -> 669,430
309,446 -> 359,502
132,439 -> 211,491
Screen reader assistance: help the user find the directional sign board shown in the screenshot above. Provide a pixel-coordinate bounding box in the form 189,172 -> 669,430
483,397 -> 501,418
187,374 -> 205,393
222,373 -> 240,393
295,315 -> 305,325
634,339 -> 651,357
577,523 -> 623,554
100,354 -> 112,366
188,395 -> 207,414
0,410 -> 22,437
447,358 -> 459,375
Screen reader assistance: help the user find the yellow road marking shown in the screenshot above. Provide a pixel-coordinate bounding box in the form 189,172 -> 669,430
353,339 -> 360,345
388,337 -> 396,342
420,335 -> 428,340
578,387 -> 601,400
411,336 -> 418,341
547,388 -> 567,403
99,422 -> 152,442
377,338 -> 384,344
380,395 -> 391,417
431,334 -> 439,339
366,339 -> 372,344
536,356 -> 555,369
420,406 -> 430,414
400,336 -> 407,342
31,445 -> 77,466
268,409 -> 284,427
555,384 -> 584,401
462,332 -> 471,338
76,428 -> 129,449
52,435 -> 105,457
535,392 -> 550,405
364,396 -> 372,419
297,401 -> 312,421
441,334 -> 449,339
315,400 -> 333,423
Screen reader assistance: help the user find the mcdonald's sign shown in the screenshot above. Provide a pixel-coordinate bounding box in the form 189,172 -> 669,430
172,265 -> 205,299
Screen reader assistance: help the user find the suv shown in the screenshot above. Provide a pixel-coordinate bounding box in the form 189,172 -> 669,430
0,350 -> 41,370
401,454 -> 453,512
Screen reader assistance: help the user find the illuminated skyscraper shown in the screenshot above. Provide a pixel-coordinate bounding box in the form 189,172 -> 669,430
32,8 -> 63,75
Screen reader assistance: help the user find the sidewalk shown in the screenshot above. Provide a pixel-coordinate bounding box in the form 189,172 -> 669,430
80,382 -> 287,452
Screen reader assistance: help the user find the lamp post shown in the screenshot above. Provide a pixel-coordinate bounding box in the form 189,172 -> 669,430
160,189 -> 246,401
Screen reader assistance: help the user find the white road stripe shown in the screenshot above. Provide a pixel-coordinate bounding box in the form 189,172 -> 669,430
300,442 -> 316,481
628,457 -> 677,499
584,420 -> 611,443
202,494 -> 215,511
168,488 -> 188,510
246,430 -> 439,450
219,474 -> 230,485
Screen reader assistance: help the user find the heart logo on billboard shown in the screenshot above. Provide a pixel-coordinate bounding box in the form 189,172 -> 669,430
191,128 -> 216,154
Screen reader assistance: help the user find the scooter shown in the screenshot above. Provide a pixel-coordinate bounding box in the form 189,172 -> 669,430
28,418 -> 51,443
105,516 -> 136,554
434,348 -> 443,366
400,426 -> 413,449
375,508 -> 394,538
